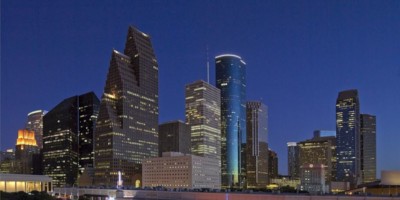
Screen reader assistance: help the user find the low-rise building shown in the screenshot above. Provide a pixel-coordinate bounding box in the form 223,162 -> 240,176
142,152 -> 220,189
0,174 -> 52,193
300,164 -> 327,194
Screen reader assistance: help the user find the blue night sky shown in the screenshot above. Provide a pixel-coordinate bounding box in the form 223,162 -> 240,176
1,0 -> 399,175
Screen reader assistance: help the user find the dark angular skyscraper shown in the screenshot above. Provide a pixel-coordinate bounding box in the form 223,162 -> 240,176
158,121 -> 191,156
215,54 -> 247,189
43,92 -> 99,187
360,114 -> 376,183
246,101 -> 268,188
94,26 -> 159,186
336,89 -> 360,187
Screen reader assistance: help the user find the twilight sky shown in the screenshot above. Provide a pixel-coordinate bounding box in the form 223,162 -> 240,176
1,0 -> 399,175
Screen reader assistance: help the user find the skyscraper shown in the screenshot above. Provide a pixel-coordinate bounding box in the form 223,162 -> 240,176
15,129 -> 39,174
215,54 -> 246,189
336,89 -> 360,186
158,121 -> 191,156
287,142 -> 300,179
246,101 -> 268,188
94,26 -> 159,187
43,92 -> 99,187
25,110 -> 47,149
360,114 -> 376,183
268,149 -> 279,179
185,80 -> 221,160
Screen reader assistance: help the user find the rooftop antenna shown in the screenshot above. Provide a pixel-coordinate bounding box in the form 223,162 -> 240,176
206,45 -> 210,83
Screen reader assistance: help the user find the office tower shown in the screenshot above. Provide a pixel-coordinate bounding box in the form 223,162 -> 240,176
94,26 -> 159,186
215,54 -> 246,189
246,101 -> 268,188
43,92 -> 99,187
158,121 -> 191,156
287,142 -> 300,179
297,138 -> 334,182
360,114 -> 376,183
0,149 -> 16,174
185,80 -> 221,160
268,149 -> 278,179
15,130 -> 40,174
336,89 -> 360,186
25,110 -> 47,149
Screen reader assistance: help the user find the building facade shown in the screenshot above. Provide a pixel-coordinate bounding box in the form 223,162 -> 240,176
25,110 -> 47,149
94,26 -> 159,186
43,92 -> 99,187
215,54 -> 246,189
15,130 -> 40,174
336,89 -> 360,186
300,164 -> 326,194
287,142 -> 300,179
185,80 -> 221,160
268,149 -> 278,179
142,152 -> 221,189
158,121 -> 191,156
246,101 -> 268,188
360,114 -> 376,183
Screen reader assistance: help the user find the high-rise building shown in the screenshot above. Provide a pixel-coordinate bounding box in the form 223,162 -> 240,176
287,142 -> 300,179
43,92 -> 99,187
336,89 -> 360,186
313,130 -> 336,138
246,101 -> 268,188
158,121 -> 191,156
268,149 -> 279,179
360,114 -> 376,183
94,26 -> 159,187
25,110 -> 47,149
185,80 -> 221,160
215,54 -> 246,189
15,130 -> 40,174
297,138 -> 334,182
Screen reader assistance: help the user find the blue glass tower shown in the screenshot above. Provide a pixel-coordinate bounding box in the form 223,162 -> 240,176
336,89 -> 360,187
215,54 -> 246,189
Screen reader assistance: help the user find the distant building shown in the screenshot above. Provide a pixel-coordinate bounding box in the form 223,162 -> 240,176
15,129 -> 40,174
25,110 -> 47,149
185,80 -> 221,160
287,142 -> 300,179
43,92 -> 99,187
336,89 -> 360,186
215,54 -> 246,189
268,149 -> 278,179
360,114 -> 376,183
269,175 -> 300,189
142,152 -> 221,189
313,130 -> 335,138
94,26 -> 159,187
0,149 -> 16,174
297,137 -> 335,182
300,164 -> 326,194
0,149 -> 14,162
246,101 -> 268,188
158,121 -> 191,156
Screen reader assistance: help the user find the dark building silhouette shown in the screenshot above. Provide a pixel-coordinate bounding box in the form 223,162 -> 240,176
287,142 -> 300,179
268,149 -> 278,179
246,101 -> 269,188
43,92 -> 99,187
336,89 -> 360,187
360,114 -> 376,183
158,121 -> 191,156
185,80 -> 221,160
94,26 -> 159,187
215,54 -> 247,189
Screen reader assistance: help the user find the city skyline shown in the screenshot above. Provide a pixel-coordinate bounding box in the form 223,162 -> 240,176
1,0 -> 399,177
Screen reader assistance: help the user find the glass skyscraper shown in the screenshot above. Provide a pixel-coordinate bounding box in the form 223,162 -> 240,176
43,92 -> 99,187
360,114 -> 376,183
94,26 -> 159,187
246,101 -> 268,188
336,89 -> 360,187
25,110 -> 47,149
158,121 -> 191,156
215,54 -> 246,189
287,142 -> 300,179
